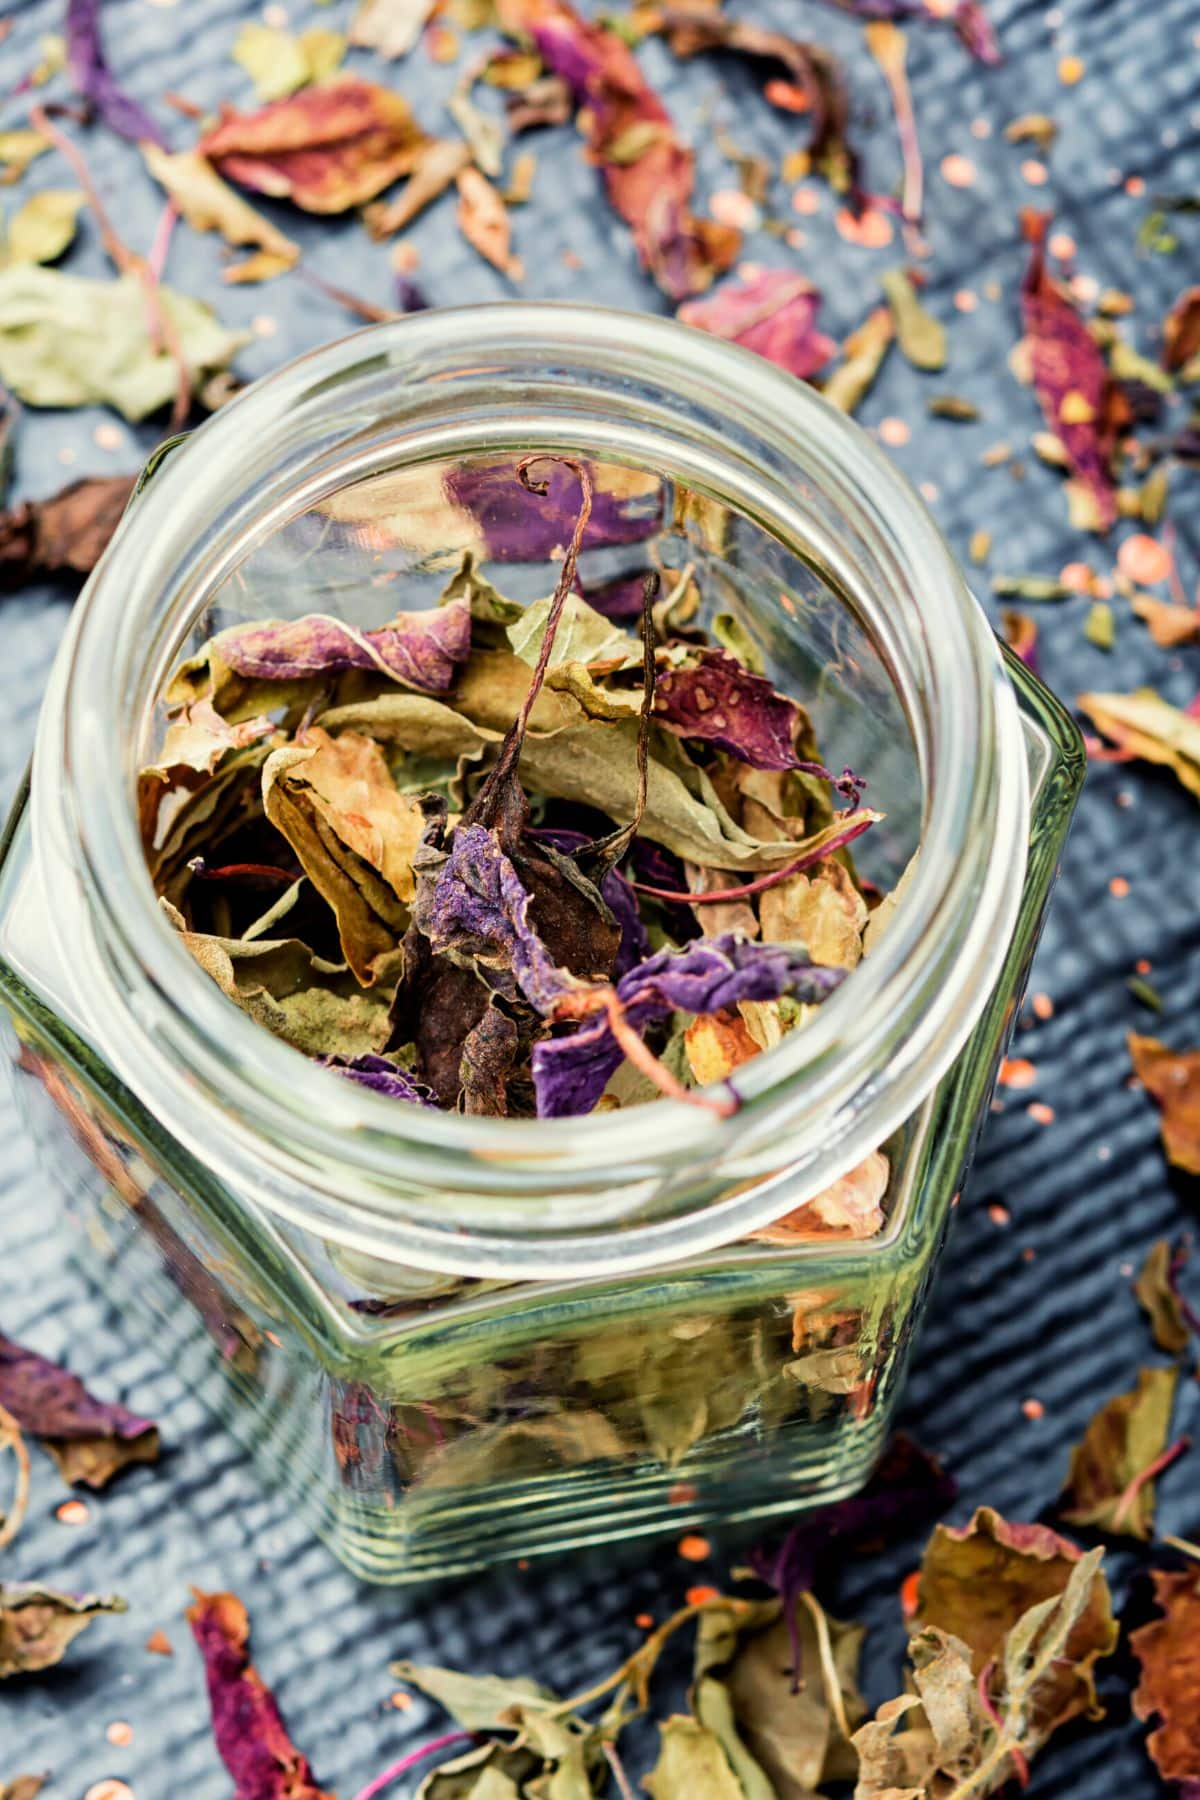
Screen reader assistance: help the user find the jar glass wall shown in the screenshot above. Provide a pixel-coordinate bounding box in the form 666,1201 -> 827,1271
0,308 -> 1084,1580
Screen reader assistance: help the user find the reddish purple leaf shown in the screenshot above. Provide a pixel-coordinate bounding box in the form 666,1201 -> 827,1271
320,1053 -> 438,1106
445,458 -> 662,561
679,272 -> 837,381
652,648 -> 804,770
187,1589 -> 335,1800
497,0 -> 740,300
1021,210 -> 1120,531
217,598 -> 470,693
532,932 -> 844,1116
66,0 -> 167,145
0,1332 -> 159,1490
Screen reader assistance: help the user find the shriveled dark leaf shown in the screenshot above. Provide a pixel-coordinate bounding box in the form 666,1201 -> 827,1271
1129,1032 -> 1200,1173
188,1588 -> 335,1800
0,474 -> 135,584
679,271 -> 836,381
1131,1567 -> 1200,1793
1135,1239 -> 1193,1354
66,0 -> 167,145
0,1331 -> 159,1489
200,77 -> 432,213
496,0 -> 740,300
1059,1366 -> 1182,1539
0,1583 -> 126,1678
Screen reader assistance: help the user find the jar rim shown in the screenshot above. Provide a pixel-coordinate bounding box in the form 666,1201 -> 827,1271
41,302 -> 1029,1276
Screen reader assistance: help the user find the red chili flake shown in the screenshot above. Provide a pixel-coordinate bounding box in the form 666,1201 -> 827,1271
1022,1246 -> 1037,1262
635,1611 -> 655,1629
1136,958 -> 1152,975
764,79 -> 811,113
677,1532 -> 712,1562
1110,876 -> 1131,898
1118,534 -> 1173,586
987,1202 -> 1011,1226
1022,1397 -> 1046,1420
146,1629 -> 173,1656
1027,1101 -> 1056,1125
899,1569 -> 921,1620
56,1498 -> 90,1525
1125,174 -> 1146,196
999,1057 -> 1037,1090
1032,992 -> 1054,1020
686,1584 -> 721,1606
106,1722 -> 133,1747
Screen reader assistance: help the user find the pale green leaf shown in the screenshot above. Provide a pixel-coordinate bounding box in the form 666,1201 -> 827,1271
3,189 -> 83,266
506,592 -> 635,670
644,1715 -> 747,1798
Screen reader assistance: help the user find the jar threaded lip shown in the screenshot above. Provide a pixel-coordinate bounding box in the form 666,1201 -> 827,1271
40,303 -> 1029,1276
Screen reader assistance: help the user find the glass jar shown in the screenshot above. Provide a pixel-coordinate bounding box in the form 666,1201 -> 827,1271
0,306 -> 1083,1582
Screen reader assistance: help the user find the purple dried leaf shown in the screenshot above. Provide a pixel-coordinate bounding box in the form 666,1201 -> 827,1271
1021,210 -> 1120,532
532,932 -> 845,1117
217,599 -> 470,693
188,1589 -> 334,1800
651,648 -> 806,771
66,0 -> 168,146
0,1332 -> 159,1489
319,1053 -> 438,1107
445,458 -> 662,561
679,272 -> 837,381
952,1 -> 1002,64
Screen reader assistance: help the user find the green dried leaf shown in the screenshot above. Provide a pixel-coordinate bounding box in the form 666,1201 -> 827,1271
1135,1241 -> 1190,1355
991,573 -> 1070,601
1127,975 -> 1165,1011
0,130 -> 49,186
392,1663 -> 557,1730
232,22 -> 345,98
881,267 -> 947,371
351,0 -> 438,59
711,612 -> 766,674
142,146 -> 299,283
1,189 -> 84,266
852,1627 -> 990,1798
1108,337 -> 1175,395
822,305 -> 893,413
448,87 -> 505,179
692,1678 -> 776,1800
506,592 -> 634,670
0,267 -> 246,419
1059,1366 -> 1180,1539
927,394 -> 980,421
644,1715 -> 746,1798
1083,601 -> 1114,649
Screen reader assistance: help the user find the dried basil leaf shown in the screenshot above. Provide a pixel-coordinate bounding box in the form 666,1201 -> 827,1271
1059,1366 -> 1181,1539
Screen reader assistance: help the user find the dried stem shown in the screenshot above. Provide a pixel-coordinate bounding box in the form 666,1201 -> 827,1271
584,570 -> 660,875
865,22 -> 924,242
553,1596 -> 744,1717
798,1592 -> 854,1747
632,811 -> 877,905
603,990 -> 737,1116
349,1731 -> 476,1800
1111,1433 -> 1191,1531
602,1740 -> 637,1800
297,266 -> 400,324
0,1403 -> 30,1552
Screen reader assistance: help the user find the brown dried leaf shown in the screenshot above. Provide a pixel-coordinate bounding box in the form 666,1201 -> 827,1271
1130,1567 -> 1200,1790
1135,1239 -> 1192,1354
1079,689 -> 1200,803
0,473 -> 136,583
748,1149 -> 888,1245
142,145 -> 299,281
1058,1366 -> 1179,1539
362,137 -> 472,237
1129,1032 -> 1200,1174
456,166 -> 523,279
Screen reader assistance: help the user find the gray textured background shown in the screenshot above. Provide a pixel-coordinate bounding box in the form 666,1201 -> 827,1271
2,0 -> 1199,1793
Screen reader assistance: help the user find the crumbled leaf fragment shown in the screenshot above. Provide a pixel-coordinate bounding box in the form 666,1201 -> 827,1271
1129,1033 -> 1200,1174
0,1332 -> 159,1488
679,271 -> 836,380
882,267 -> 947,370
0,1583 -> 126,1678
1059,1366 -> 1180,1539
350,0 -> 437,58
1163,285 -> 1200,372
822,305 -> 894,413
1,190 -> 84,266
1079,689 -> 1200,803
188,1589 -> 335,1799
1130,1567 -> 1200,1792
456,167 -> 524,279
200,77 -> 432,214
1083,600 -> 1114,649
1135,1240 -> 1192,1354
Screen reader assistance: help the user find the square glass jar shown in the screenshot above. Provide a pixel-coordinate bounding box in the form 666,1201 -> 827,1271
0,307 -> 1084,1581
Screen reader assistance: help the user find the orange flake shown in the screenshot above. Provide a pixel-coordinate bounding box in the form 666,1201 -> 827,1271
1027,1101 -> 1056,1125
879,417 -> 910,447
669,1481 -> 698,1505
999,1057 -> 1037,1090
1117,533 -> 1172,586
1049,230 -> 1077,259
677,1532 -> 712,1562
791,186 -> 821,216
391,240 -> 420,273
1059,389 -> 1095,424
785,228 -> 807,250
1109,875 -> 1130,898
970,117 -> 992,139
635,1611 -> 654,1629
106,1722 -> 133,1747
390,1690 -> 413,1710
954,288 -> 978,312
1136,957 -> 1152,975
686,1584 -> 721,1607
987,1202 -> 1011,1226
835,204 -> 894,247
56,1498 -> 89,1526
264,1329 -> 282,1348
1032,992 -> 1054,1021
1020,159 -> 1049,186
561,249 -> 582,270
899,1569 -> 921,1619
1125,174 -> 1146,196
1070,273 -> 1100,304
764,79 -> 811,113
1057,54 -> 1085,84
85,1785 -> 133,1800
1021,1397 -> 1045,1420
426,23 -> 459,62
1022,1246 -> 1037,1262
93,423 -> 124,451
940,152 -> 976,188
1059,561 -> 1094,593
919,481 -> 939,504
145,1629 -> 173,1656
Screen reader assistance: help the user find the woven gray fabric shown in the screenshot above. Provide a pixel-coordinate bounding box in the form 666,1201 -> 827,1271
1,0 -> 1198,1793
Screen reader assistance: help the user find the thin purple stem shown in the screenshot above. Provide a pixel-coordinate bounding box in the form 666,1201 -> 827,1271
630,812 -> 875,906
350,1731 -> 475,1800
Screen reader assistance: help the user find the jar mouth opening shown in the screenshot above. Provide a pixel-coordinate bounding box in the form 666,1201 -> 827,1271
46,304 -> 1028,1258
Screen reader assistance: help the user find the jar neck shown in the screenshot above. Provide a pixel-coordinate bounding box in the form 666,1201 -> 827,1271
40,305 -> 1029,1279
